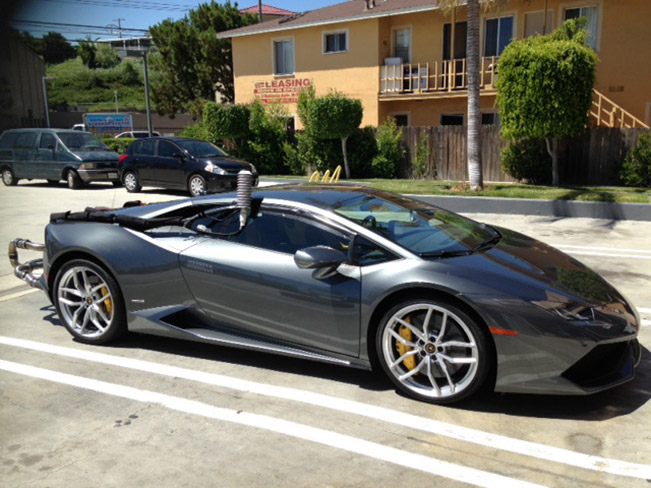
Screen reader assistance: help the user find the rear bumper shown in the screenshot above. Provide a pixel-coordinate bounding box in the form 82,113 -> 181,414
78,169 -> 120,182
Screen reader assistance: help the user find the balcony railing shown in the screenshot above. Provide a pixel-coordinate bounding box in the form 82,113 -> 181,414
591,90 -> 649,129
380,57 -> 499,95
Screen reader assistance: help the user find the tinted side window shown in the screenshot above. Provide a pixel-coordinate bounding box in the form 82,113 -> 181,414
353,236 -> 397,266
14,133 -> 37,149
0,132 -> 18,149
158,141 -> 179,158
134,140 -> 155,155
40,133 -> 57,149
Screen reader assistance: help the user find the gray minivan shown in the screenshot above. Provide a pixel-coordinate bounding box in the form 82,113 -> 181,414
0,128 -> 121,189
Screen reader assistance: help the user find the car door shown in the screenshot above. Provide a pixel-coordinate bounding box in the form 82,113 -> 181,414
134,139 -> 157,183
156,140 -> 185,187
35,132 -> 60,180
179,207 -> 361,357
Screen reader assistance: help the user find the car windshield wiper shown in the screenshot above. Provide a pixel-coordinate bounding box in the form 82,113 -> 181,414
419,249 -> 474,259
472,230 -> 502,252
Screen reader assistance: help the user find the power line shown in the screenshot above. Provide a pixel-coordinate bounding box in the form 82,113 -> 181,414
12,19 -> 149,33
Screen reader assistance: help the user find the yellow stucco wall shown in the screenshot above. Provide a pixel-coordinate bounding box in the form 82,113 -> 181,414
230,0 -> 650,126
232,19 -> 380,128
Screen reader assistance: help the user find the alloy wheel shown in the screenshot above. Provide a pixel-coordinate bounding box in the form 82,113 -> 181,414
380,302 -> 482,401
188,175 -> 205,197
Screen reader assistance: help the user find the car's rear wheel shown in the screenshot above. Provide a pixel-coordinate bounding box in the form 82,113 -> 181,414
66,170 -> 82,189
376,299 -> 491,404
53,259 -> 126,345
2,168 -> 18,186
188,174 -> 206,197
123,171 -> 141,192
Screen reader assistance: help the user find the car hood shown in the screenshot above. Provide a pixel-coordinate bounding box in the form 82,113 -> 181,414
425,226 -> 637,327
74,150 -> 119,161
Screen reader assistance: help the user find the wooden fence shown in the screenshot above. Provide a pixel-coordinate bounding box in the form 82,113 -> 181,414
399,126 -> 648,185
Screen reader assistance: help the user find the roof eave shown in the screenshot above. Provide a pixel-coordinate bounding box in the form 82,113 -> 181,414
218,5 -> 441,39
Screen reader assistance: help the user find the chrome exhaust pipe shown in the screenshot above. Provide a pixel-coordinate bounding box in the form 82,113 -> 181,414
8,238 -> 46,290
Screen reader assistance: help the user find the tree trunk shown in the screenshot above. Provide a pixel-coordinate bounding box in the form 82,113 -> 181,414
466,0 -> 483,191
341,136 -> 351,179
545,137 -> 559,186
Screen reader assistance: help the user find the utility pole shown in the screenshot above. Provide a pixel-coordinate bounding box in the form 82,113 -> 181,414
113,18 -> 125,38
114,90 -> 118,113
258,0 -> 263,22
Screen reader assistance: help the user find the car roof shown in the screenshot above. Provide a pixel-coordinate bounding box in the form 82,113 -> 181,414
1,128 -> 82,134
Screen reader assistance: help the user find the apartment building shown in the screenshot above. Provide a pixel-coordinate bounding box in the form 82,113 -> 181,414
220,0 -> 650,128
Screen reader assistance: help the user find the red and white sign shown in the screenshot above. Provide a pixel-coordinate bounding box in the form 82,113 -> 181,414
254,78 -> 312,104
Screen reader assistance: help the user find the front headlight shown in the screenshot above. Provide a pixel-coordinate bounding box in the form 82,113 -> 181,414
205,163 -> 226,175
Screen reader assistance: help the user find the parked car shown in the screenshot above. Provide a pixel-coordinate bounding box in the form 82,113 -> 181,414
0,128 -> 121,189
115,131 -> 161,139
8,185 -> 641,404
119,137 -> 258,197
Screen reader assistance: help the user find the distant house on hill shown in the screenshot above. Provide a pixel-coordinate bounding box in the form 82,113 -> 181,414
240,3 -> 295,22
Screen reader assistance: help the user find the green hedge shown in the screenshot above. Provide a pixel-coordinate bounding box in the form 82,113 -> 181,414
101,137 -> 135,153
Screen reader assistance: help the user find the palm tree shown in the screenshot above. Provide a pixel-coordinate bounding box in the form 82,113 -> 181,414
437,0 -> 508,191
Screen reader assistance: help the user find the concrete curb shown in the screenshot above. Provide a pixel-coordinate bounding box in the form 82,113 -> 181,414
408,194 -> 651,221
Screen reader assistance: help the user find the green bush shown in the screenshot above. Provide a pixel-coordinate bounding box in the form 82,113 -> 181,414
620,132 -> 651,187
179,121 -> 214,143
283,141 -> 304,175
347,126 -> 377,178
373,117 -> 404,178
245,100 -> 290,174
203,102 -> 250,142
413,131 -> 429,178
101,137 -> 134,153
501,138 -> 552,185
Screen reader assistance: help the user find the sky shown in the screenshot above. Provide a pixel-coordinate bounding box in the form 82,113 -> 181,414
10,0 -> 347,41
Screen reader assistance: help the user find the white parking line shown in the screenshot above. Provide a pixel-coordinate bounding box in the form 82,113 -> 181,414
1,336 -> 649,480
0,359 -> 545,488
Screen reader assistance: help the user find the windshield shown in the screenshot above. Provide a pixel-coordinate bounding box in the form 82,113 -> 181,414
177,140 -> 229,158
332,192 -> 498,257
58,132 -> 108,151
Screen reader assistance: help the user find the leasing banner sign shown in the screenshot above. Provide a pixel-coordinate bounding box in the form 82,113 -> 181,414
83,113 -> 133,135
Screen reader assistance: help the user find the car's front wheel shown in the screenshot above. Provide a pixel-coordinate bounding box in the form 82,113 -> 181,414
123,171 -> 141,193
376,299 -> 492,404
53,259 -> 126,345
2,168 -> 18,186
66,170 -> 82,189
188,174 -> 206,197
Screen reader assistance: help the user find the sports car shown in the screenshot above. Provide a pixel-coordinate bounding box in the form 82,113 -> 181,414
9,181 -> 642,404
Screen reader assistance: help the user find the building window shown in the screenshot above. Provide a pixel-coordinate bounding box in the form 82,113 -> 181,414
273,38 -> 294,75
524,10 -> 554,38
481,113 -> 499,125
323,30 -> 347,54
484,16 -> 514,56
564,6 -> 598,49
441,114 -> 464,126
393,27 -> 411,63
393,114 -> 409,127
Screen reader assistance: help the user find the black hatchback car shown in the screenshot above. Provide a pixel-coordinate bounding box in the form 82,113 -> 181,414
119,137 -> 258,196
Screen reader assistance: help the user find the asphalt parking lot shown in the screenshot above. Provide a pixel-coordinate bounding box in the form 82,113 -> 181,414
1,181 -> 650,488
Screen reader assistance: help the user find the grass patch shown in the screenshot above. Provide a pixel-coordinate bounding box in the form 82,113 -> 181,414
263,176 -> 650,204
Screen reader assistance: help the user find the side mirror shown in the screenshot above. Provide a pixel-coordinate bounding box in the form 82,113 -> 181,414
173,152 -> 186,162
294,246 -> 347,275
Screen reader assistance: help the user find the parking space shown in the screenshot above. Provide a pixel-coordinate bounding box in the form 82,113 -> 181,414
1,182 -> 650,487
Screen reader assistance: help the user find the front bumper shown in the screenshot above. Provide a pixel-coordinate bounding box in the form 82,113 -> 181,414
78,169 -> 120,183
205,173 -> 259,192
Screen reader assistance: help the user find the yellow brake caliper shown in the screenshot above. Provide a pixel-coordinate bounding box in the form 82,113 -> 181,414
101,287 -> 113,316
396,316 -> 417,371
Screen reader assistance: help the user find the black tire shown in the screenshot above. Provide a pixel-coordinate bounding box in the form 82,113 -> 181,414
66,170 -> 82,189
2,168 -> 18,186
187,174 -> 206,197
53,259 -> 127,345
123,171 -> 141,193
375,298 -> 492,404
47,179 -> 59,185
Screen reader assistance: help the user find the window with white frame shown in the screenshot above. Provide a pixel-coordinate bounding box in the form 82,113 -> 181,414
484,16 -> 514,57
564,6 -> 598,49
274,38 -> 294,75
323,30 -> 347,54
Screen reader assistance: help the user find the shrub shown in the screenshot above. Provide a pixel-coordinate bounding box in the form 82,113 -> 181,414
180,121 -> 214,143
347,126 -> 377,178
203,102 -> 250,142
245,100 -> 290,174
283,141 -> 304,175
501,138 -> 552,185
620,132 -> 651,187
101,137 -> 134,154
413,131 -> 429,178
373,117 -> 404,178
